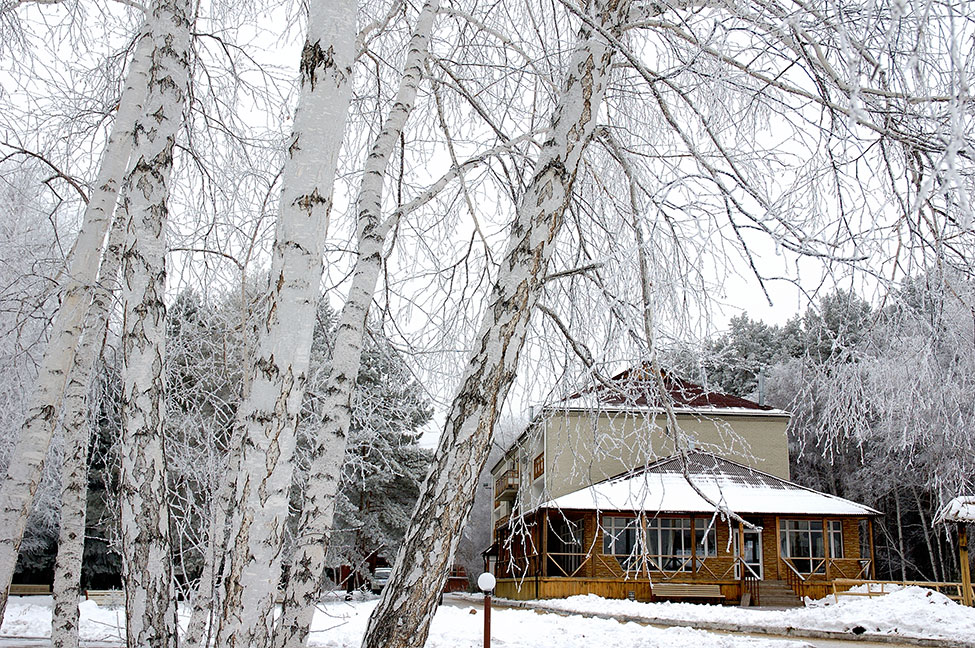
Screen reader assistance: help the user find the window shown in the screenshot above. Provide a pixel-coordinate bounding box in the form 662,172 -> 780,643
780,520 -> 825,573
829,520 -> 844,558
695,523 -> 717,558
533,453 -> 544,480
601,516 -> 712,573
602,516 -> 637,558
646,517 -> 693,571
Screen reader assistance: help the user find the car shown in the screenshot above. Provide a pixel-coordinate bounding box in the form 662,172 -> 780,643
371,567 -> 392,593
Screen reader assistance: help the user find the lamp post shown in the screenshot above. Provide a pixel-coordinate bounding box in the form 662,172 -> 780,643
477,572 -> 496,648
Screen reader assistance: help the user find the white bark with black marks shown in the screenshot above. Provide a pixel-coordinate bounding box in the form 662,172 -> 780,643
51,212 -> 126,648
0,23 -> 152,623
272,4 -> 438,648
214,2 -> 355,647
117,0 -> 193,646
360,2 -> 629,647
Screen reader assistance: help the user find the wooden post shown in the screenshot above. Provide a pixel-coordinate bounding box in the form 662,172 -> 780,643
823,518 -> 831,581
959,522 -> 973,607
868,518 -> 877,579
774,516 -> 781,580
484,592 -> 492,648
691,516 -> 697,575
541,510 -> 548,578
738,522 -> 745,582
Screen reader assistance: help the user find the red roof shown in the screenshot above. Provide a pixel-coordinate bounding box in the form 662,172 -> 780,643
567,364 -> 774,411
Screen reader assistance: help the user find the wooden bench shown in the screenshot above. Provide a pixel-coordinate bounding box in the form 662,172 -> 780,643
85,589 -> 125,606
651,583 -> 725,602
8,584 -> 51,596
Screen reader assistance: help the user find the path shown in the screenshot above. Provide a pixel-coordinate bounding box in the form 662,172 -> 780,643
443,594 -> 971,648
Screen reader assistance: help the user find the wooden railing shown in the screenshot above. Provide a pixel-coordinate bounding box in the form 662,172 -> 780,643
832,578 -> 975,605
494,469 -> 519,498
743,574 -> 760,606
782,557 -> 807,597
547,552 -> 589,577
781,558 -> 873,599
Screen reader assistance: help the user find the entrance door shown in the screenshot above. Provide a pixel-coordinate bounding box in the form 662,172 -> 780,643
735,525 -> 764,580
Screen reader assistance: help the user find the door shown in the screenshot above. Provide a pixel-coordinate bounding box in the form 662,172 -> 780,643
735,525 -> 764,580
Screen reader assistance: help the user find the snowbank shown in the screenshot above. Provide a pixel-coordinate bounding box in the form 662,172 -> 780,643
0,595 -> 807,648
1,596 -> 125,642
537,586 -> 975,643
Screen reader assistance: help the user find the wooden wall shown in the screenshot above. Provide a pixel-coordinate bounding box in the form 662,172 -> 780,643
495,577 -> 743,603
495,509 -> 872,595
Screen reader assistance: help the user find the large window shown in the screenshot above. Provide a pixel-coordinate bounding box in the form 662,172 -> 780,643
646,518 -> 693,571
602,516 -> 716,573
780,520 -> 825,573
602,516 -> 637,562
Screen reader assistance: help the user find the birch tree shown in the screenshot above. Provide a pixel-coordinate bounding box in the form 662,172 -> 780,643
214,2 -> 356,646
361,1 -> 633,645
0,22 -> 152,620
271,3 -> 440,647
115,0 -> 193,644
51,213 -> 126,648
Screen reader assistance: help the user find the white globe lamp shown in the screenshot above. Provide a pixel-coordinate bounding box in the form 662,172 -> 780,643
477,572 -> 496,593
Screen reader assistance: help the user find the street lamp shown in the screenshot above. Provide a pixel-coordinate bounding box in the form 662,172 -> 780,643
478,572 -> 496,648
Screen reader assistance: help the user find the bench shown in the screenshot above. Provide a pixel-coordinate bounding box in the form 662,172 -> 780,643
651,583 -> 725,602
85,589 -> 125,606
8,584 -> 51,596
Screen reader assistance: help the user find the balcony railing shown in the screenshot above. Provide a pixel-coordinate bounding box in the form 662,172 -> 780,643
495,469 -> 519,500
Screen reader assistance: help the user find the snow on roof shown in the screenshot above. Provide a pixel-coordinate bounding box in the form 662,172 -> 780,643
549,365 -> 789,416
542,452 -> 879,517
934,496 -> 975,524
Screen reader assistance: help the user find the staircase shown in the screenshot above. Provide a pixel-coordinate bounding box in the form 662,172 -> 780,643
758,579 -> 803,608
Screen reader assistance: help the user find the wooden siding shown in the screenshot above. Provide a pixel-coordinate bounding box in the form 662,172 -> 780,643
495,577 -> 742,603
493,509 -> 873,602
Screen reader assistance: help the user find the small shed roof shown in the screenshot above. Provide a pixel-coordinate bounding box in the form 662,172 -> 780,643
934,496 -> 975,525
542,452 -> 879,517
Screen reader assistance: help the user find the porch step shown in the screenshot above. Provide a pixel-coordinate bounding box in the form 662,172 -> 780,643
758,580 -> 803,608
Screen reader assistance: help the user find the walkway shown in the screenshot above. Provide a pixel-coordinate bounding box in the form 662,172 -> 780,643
444,594 -> 973,648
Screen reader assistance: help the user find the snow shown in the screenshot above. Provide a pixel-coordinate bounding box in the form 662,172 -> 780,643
545,467 -> 878,516
0,594 -> 805,648
545,396 -> 790,418
534,587 -> 975,643
3,588 -> 973,646
934,496 -> 975,524
1,597 -> 126,642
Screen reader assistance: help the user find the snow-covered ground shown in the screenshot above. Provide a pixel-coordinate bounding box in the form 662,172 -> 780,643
534,587 -> 975,644
1,587 -> 972,647
0,594 -> 805,648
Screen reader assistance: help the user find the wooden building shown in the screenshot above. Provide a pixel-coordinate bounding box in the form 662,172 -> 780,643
489,368 -> 879,604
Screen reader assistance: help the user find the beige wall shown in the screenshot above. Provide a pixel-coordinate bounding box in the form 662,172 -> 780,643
544,410 -> 791,499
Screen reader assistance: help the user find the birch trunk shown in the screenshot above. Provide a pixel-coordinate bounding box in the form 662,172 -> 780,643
0,25 -> 152,622
911,486 -> 940,582
214,2 -> 355,647
51,213 -> 127,648
360,3 -> 628,646
895,489 -> 907,581
272,4 -> 438,648
182,479 -> 228,648
116,0 -> 193,646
